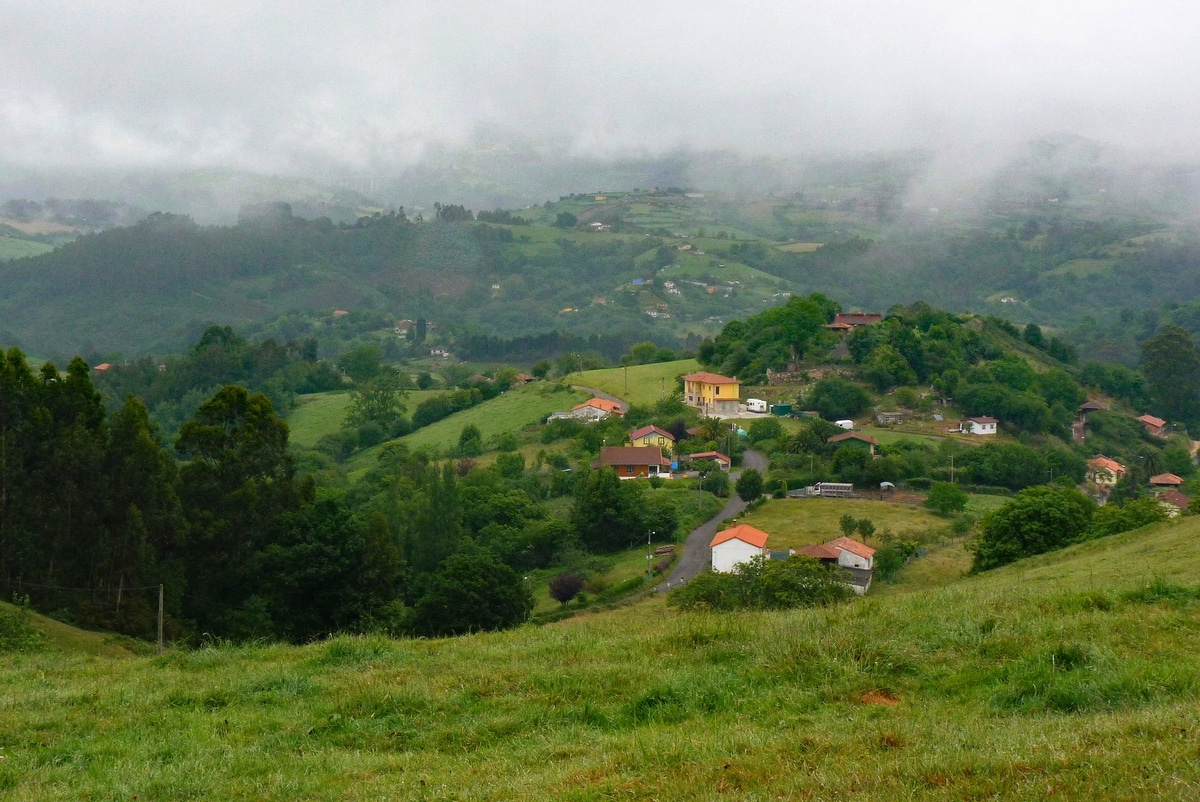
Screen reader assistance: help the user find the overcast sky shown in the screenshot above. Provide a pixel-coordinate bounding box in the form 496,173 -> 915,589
3,1 -> 1199,174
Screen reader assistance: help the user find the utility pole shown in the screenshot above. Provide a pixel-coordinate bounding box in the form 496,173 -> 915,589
157,584 -> 164,656
950,454 -> 955,484
646,530 -> 655,576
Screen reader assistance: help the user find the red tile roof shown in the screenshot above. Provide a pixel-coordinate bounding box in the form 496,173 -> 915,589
1139,414 -> 1167,428
1150,473 -> 1184,486
828,432 -> 878,446
1160,490 -> 1191,509
688,451 -> 730,464
682,372 -> 741,385
1087,456 -> 1126,474
833,313 -> 882,327
630,425 -> 675,441
93,363 -> 111,372
573,397 -> 623,413
710,524 -> 770,549
826,536 -> 876,559
968,416 -> 999,424
796,544 -> 842,560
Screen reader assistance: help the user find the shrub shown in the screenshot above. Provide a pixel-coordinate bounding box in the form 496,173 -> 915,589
548,571 -> 585,606
668,557 -> 854,611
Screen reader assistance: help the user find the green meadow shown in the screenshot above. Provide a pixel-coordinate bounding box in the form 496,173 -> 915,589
572,359 -> 700,407
5,518 -> 1200,799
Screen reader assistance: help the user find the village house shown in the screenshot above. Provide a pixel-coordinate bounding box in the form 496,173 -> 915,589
1086,456 -> 1126,487
592,446 -> 672,480
547,397 -> 624,423
710,524 -> 771,573
824,312 -> 882,330
628,425 -> 676,454
1149,473 -> 1184,491
1159,490 -> 1192,517
682,371 -> 742,416
1139,414 -> 1167,437
688,451 -> 731,471
827,431 -> 878,457
967,416 -> 998,435
796,536 -> 876,595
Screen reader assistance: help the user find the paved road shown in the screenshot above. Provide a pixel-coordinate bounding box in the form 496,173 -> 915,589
653,448 -> 767,593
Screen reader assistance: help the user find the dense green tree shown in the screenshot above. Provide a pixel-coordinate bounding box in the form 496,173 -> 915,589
571,467 -> 645,552
806,377 -> 871,421
411,548 -> 532,636
1141,325 -> 1200,426
971,485 -> 1095,571
925,482 -> 968,516
735,468 -> 764,502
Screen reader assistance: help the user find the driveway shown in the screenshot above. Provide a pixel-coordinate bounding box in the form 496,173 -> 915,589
653,448 -> 766,593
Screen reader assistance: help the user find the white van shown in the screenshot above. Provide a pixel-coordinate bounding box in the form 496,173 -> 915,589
747,398 -> 768,413
835,419 -> 854,430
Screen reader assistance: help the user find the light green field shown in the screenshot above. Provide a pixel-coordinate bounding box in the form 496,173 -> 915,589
7,518 -> 1200,799
1046,258 -> 1113,277
775,241 -> 824,253
572,358 -> 700,407
736,497 -> 947,550
0,236 -> 53,260
346,383 -> 588,467
287,390 -> 442,448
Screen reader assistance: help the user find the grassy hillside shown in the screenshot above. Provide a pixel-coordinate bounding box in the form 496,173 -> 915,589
5,518 -> 1200,799
573,358 -> 699,406
737,497 -> 947,550
287,389 -> 443,448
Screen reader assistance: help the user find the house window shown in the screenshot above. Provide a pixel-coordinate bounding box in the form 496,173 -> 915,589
715,387 -> 720,395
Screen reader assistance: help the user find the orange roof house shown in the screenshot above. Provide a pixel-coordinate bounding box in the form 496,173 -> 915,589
574,397 -> 624,415
92,363 -> 111,373
1086,456 -> 1126,487
1160,490 -> 1192,516
591,446 -> 672,479
682,372 -> 741,416
1139,414 -> 1167,436
824,312 -> 882,330
710,524 -> 771,572
1150,473 -> 1184,487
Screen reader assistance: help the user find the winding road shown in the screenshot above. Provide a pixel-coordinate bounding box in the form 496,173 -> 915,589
653,448 -> 768,593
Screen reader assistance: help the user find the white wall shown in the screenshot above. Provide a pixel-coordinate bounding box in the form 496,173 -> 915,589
712,540 -> 763,573
837,550 -> 872,570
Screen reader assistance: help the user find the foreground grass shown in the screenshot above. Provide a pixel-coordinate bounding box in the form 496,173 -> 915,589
571,359 -> 699,407
6,520 -> 1200,799
737,497 -> 946,550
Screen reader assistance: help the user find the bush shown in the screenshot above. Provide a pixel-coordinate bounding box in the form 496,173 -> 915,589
971,485 -> 1095,572
925,482 -> 968,516
668,557 -> 854,611
0,596 -> 45,653
548,571 -> 585,606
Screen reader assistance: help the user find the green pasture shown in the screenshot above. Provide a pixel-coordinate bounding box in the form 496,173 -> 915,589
735,497 -> 946,550
571,358 -> 700,407
6,517 -> 1200,799
0,236 -> 53,261
287,389 -> 442,448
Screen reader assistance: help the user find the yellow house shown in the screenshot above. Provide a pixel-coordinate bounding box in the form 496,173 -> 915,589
629,425 -> 676,455
682,371 -> 741,416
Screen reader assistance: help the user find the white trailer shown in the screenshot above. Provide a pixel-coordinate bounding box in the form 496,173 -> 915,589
747,398 -> 768,413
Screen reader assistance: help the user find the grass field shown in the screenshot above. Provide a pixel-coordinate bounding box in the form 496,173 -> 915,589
0,236 -> 54,261
345,383 -> 587,468
6,518 -> 1200,799
735,497 -> 947,550
287,390 -> 443,448
572,358 -> 700,407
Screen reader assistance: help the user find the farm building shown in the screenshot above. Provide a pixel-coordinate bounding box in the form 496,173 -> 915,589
796,537 -> 876,595
827,431 -> 878,456
710,524 -> 771,573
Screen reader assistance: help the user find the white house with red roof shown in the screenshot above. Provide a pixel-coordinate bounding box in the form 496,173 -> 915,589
710,524 -> 771,573
796,536 -> 876,594
968,416 -> 998,435
1086,456 -> 1126,487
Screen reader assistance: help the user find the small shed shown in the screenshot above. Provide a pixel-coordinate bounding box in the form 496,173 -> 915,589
968,416 -> 998,435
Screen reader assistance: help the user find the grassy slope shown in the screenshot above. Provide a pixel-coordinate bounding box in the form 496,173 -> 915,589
344,383 -> 587,468
287,389 -> 442,448
735,497 -> 947,550
572,358 -> 699,407
0,237 -> 54,260
6,519 -> 1200,799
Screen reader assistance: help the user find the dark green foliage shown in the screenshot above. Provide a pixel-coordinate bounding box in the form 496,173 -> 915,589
548,571 -> 585,605
925,482 -> 968,516
874,540 -> 919,582
668,556 -> 854,611
1088,496 -> 1168,539
411,549 -> 532,636
971,485 -> 1095,572
1141,325 -> 1200,428
571,467 -> 646,552
807,377 -> 871,421
839,514 -> 858,537
954,442 -> 1086,490
554,211 -> 578,228
700,294 -> 838,382
735,468 -> 764,502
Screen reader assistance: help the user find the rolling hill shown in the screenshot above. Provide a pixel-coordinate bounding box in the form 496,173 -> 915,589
4,514 -> 1200,799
